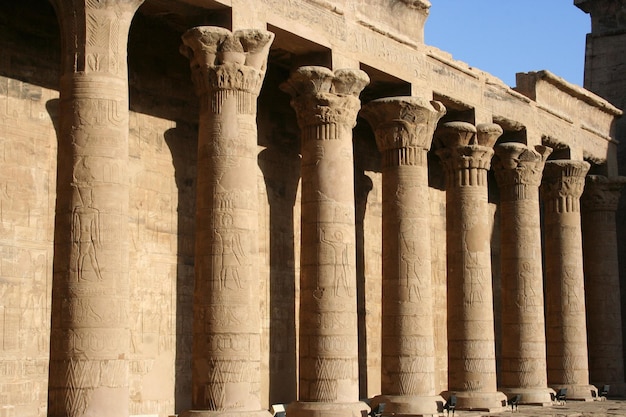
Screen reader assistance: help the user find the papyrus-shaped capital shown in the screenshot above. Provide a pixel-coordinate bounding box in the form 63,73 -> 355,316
281,66 -> 369,129
541,160 -> 590,201
181,26 -> 274,95
361,97 -> 446,152
435,121 -> 476,149
582,175 -> 626,212
494,142 -> 553,190
476,123 -> 503,148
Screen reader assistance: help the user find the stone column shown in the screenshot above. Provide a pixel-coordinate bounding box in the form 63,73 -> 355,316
179,26 -> 274,416
360,97 -> 445,416
541,160 -> 596,400
280,66 -> 369,417
493,143 -> 554,405
435,122 -> 507,411
47,1 -> 143,416
582,175 -> 626,396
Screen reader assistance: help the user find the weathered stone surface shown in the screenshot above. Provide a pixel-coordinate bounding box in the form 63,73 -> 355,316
46,1 -> 143,416
1,1 -> 625,416
582,175 -> 626,396
281,66 -> 369,417
542,160 -> 596,401
493,142 -> 554,405
436,122 -> 507,412
180,26 -> 274,416
361,97 -> 445,417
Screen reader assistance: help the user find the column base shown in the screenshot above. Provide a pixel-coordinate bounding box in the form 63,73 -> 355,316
499,387 -> 555,406
287,401 -> 369,417
442,390 -> 507,411
590,381 -> 626,398
180,409 -> 271,417
549,384 -> 597,401
370,394 -> 444,417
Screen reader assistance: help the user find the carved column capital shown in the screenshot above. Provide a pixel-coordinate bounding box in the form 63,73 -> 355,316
50,0 -> 144,76
582,175 -> 626,212
180,26 -> 274,97
360,96 -> 445,167
435,122 -> 500,187
280,66 -> 369,133
541,160 -> 590,213
494,143 -> 552,201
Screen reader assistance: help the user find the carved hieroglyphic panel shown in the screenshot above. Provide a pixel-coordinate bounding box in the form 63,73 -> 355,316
0,75 -> 57,416
128,113 -> 181,416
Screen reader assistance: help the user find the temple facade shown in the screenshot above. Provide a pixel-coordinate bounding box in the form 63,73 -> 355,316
0,0 -> 624,416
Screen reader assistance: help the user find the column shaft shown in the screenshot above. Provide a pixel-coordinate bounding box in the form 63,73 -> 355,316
180,26 -> 274,416
361,97 -> 445,417
47,1 -> 142,416
436,122 -> 506,411
493,143 -> 553,405
542,160 -> 595,400
582,175 -> 626,396
281,66 -> 369,417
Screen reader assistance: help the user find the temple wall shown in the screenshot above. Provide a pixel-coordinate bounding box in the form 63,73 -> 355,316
0,3 -> 58,415
0,0 -> 622,416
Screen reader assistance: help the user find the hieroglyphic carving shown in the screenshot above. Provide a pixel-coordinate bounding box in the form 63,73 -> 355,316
48,2 -> 143,416
542,160 -> 594,399
50,0 -> 144,77
435,122 -> 506,410
181,26 -> 273,415
282,66 -> 368,413
493,142 -> 552,401
360,97 -> 445,413
582,175 -> 626,389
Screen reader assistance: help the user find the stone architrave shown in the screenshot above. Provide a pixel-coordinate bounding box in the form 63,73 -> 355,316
435,122 -> 507,411
280,66 -> 370,417
361,97 -> 446,417
582,175 -> 626,396
541,160 -> 596,400
47,1 -> 143,416
180,26 -> 274,417
493,143 -> 554,405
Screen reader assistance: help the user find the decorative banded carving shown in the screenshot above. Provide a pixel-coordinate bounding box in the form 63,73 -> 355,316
283,66 -> 367,415
280,67 -> 369,133
541,160 -> 590,213
494,143 -> 552,201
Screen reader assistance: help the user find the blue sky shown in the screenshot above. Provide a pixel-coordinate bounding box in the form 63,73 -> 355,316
424,1 -> 590,87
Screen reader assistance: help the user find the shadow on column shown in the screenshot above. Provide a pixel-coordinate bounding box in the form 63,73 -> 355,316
353,117 -> 380,398
258,147 -> 300,406
164,125 -> 198,413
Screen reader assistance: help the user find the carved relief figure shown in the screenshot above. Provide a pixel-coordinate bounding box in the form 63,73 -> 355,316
320,228 -> 350,297
400,226 -> 425,301
465,253 -> 485,305
214,213 -> 246,290
563,265 -> 582,312
518,261 -> 537,311
73,187 -> 103,281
